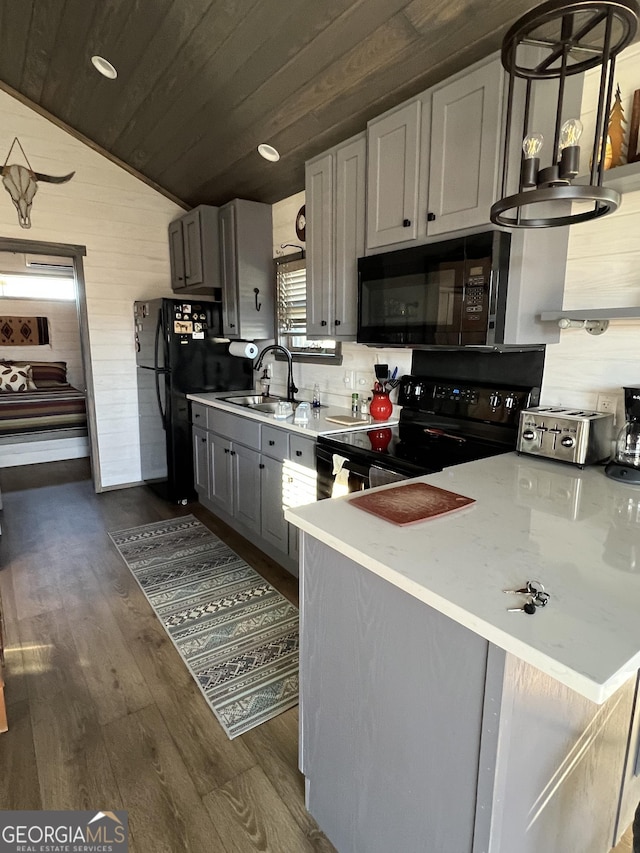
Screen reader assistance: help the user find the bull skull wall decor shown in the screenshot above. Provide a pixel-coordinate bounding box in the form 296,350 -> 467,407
1,137 -> 74,228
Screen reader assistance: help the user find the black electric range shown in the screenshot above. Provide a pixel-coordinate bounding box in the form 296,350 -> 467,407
316,358 -> 543,499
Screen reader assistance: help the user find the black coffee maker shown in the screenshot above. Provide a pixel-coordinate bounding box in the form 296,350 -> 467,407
605,386 -> 640,484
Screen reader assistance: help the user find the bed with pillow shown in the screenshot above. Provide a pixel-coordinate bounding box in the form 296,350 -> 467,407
0,361 -> 87,441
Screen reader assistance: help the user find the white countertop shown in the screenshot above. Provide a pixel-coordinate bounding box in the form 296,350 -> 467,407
187,391 -> 398,436
285,452 -> 640,704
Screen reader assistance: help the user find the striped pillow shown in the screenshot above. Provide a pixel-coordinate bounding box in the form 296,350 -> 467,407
30,361 -> 68,387
0,363 -> 36,392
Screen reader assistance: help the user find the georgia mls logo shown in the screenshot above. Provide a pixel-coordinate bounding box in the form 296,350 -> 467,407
0,810 -> 128,852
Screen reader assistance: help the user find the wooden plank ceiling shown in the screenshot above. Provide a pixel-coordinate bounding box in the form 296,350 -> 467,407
0,0 -> 541,209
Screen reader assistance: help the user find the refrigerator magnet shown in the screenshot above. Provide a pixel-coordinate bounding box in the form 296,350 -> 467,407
174,320 -> 193,334
192,332 -> 205,339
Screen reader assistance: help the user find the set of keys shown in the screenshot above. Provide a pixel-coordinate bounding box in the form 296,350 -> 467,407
503,579 -> 551,615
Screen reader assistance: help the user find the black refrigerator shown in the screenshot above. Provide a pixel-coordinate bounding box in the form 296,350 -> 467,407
134,297 -> 253,503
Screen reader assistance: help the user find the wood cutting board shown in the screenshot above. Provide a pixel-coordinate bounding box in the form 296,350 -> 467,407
349,482 -> 475,525
325,415 -> 369,425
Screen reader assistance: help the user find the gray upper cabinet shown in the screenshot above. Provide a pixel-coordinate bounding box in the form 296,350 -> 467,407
169,205 -> 220,294
306,132 -> 366,340
219,198 -> 274,340
427,58 -> 504,236
366,101 -> 421,248
366,55 -> 505,250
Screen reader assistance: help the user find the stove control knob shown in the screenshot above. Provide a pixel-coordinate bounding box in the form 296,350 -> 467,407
560,436 -> 575,448
489,392 -> 502,409
522,429 -> 536,441
504,394 -> 518,410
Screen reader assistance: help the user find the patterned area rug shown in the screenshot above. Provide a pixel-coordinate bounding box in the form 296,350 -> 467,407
108,515 -> 299,739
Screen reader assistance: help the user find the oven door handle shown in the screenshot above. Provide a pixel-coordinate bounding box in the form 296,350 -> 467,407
368,465 -> 411,489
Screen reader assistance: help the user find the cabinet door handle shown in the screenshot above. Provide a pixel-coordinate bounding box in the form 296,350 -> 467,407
295,450 -> 302,457
230,450 -> 236,456
177,276 -> 184,281
269,440 -> 275,446
321,320 -> 327,327
224,448 -> 230,454
403,219 -> 411,227
427,212 -> 436,222
200,437 -> 206,443
259,463 -> 265,469
334,319 -> 341,326
230,323 -> 235,328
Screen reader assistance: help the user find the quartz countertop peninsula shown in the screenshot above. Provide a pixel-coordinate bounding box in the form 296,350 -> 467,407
286,452 -> 640,703
187,390 -> 398,436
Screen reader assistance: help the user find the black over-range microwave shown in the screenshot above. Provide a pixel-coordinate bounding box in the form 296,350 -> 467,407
357,230 -> 511,347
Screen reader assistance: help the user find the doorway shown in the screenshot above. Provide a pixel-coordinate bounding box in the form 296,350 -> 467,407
0,236 -> 99,492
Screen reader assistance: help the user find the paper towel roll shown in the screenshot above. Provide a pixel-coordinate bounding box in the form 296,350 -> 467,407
229,341 -> 258,359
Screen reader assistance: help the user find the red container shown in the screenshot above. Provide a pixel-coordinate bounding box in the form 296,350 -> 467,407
369,390 -> 393,421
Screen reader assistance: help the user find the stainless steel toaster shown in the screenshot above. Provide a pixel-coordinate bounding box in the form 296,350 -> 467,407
517,406 -> 614,467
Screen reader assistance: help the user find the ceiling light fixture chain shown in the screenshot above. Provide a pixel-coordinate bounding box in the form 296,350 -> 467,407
490,0 -> 639,229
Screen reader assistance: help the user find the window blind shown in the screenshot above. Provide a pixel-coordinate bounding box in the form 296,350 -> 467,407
277,257 -> 307,336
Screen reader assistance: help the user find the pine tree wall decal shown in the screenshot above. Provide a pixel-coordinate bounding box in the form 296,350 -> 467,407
608,84 -> 627,168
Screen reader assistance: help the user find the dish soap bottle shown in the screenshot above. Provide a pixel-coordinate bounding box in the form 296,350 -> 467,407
312,383 -> 321,408
260,368 -> 270,397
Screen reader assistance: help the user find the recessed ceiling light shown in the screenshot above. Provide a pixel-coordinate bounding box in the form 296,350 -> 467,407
257,143 -> 280,162
91,55 -> 118,80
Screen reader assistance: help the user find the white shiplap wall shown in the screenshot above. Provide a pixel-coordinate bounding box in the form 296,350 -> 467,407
541,42 -> 640,419
0,89 -> 182,488
0,297 -> 84,388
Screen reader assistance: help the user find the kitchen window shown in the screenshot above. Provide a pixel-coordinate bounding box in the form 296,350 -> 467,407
0,274 -> 75,300
275,254 -> 341,363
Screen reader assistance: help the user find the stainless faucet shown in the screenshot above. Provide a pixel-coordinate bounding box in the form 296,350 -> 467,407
254,344 -> 298,402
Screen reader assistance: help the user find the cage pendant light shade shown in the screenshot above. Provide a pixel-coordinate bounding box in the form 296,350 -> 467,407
490,0 -> 639,229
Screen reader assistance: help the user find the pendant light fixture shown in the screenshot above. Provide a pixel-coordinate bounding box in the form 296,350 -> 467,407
490,0 -> 639,229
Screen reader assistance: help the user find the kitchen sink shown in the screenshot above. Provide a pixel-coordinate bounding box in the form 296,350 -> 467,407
221,394 -> 284,407
222,394 -> 323,414
250,401 -> 287,413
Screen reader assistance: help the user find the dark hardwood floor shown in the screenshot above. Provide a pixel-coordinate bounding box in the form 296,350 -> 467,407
0,459 -> 335,853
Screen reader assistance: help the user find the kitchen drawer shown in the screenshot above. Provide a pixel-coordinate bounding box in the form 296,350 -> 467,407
289,435 -> 316,469
207,408 -> 261,449
262,425 -> 289,460
191,402 -> 208,428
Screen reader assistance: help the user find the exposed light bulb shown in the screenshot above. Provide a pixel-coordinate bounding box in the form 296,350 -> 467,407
560,118 -> 583,150
522,133 -> 544,159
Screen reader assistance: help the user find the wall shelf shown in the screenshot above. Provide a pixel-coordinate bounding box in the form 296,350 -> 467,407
539,307 -> 640,335
575,160 -> 640,193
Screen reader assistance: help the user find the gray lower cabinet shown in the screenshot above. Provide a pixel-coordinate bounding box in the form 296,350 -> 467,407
260,454 -> 288,551
191,410 -> 316,575
193,426 -> 209,498
301,535 -> 639,853
232,442 -> 260,533
206,432 -> 260,534
208,431 -> 232,514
